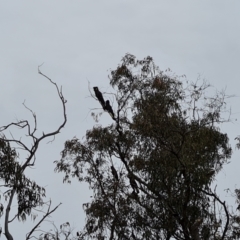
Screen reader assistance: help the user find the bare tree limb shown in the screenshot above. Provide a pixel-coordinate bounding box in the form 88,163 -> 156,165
26,201 -> 62,240
0,69 -> 67,240
5,189 -> 15,240
201,189 -> 230,239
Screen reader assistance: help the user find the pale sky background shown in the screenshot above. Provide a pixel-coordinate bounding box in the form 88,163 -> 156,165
0,1 -> 240,239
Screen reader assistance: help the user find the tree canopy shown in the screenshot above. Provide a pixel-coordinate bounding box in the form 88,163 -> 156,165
55,54 -> 240,240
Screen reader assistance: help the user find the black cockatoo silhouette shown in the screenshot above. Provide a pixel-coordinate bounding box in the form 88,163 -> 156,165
111,166 -> 119,181
128,174 -> 139,193
105,100 -> 115,120
96,158 -> 100,166
93,87 -> 105,110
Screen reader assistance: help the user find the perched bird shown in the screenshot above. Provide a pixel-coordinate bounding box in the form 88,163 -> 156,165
111,165 -> 119,181
128,174 -> 139,193
96,158 -> 100,166
206,169 -> 215,178
93,87 -> 106,110
131,230 -> 137,239
105,100 -> 115,120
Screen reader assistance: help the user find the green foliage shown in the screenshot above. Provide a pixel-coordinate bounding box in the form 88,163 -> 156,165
0,139 -> 18,184
55,54 -> 236,239
0,138 -> 46,221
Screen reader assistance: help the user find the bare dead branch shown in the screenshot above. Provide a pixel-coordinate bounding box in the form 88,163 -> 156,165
26,201 -> 62,240
22,100 -> 38,138
20,68 -> 67,170
0,69 -> 67,239
201,189 -> 230,239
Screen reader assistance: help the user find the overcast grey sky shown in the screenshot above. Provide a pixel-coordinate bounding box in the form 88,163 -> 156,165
1,1 -> 240,238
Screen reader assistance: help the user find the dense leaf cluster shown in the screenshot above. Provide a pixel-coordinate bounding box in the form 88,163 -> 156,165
0,139 -> 46,221
55,54 -> 236,240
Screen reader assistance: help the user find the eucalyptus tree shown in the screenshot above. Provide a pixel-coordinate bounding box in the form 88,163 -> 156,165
55,54 -> 240,240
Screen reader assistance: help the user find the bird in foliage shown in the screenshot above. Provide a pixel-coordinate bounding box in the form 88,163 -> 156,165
111,165 -> 119,181
206,169 -> 215,178
96,158 -> 100,166
93,87 -> 106,110
105,100 -> 115,120
128,174 -> 139,193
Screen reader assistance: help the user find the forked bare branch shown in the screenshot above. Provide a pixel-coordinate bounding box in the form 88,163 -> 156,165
26,201 -> 62,240
0,68 -> 67,240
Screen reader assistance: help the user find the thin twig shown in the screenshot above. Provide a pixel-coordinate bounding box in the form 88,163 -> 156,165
26,201 -> 62,240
